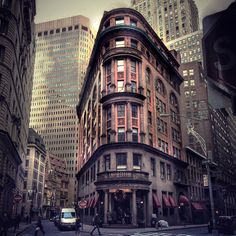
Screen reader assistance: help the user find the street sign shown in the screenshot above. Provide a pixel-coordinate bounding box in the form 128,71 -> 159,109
14,194 -> 22,203
78,199 -> 87,209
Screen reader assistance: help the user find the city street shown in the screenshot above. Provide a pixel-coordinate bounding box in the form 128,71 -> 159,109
18,221 -> 212,236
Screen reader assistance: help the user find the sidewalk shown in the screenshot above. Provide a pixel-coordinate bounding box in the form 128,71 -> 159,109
8,221 -> 207,235
7,222 -> 33,236
80,223 -> 207,235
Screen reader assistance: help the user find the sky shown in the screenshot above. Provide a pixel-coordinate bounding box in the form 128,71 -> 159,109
35,0 -> 235,30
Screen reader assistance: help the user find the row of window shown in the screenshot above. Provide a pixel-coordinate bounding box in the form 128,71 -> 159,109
37,25 -> 91,37
81,154 -> 175,186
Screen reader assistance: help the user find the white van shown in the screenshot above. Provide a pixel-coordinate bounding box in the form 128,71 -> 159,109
58,208 -> 77,230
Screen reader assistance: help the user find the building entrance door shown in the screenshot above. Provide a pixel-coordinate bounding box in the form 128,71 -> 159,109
111,190 -> 132,224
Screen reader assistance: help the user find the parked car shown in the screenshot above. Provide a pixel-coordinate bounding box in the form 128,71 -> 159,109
58,208 -> 77,230
208,216 -> 236,235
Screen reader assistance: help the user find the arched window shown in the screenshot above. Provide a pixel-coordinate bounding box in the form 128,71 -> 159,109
156,78 -> 166,96
145,67 -> 151,84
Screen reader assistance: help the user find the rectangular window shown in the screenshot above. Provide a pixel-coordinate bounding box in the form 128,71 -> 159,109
107,106 -> 111,120
118,127 -> 125,142
115,18 -> 124,25
117,59 -> 124,72
160,162 -> 165,179
0,18 -> 8,34
131,39 -> 138,49
131,104 -> 138,118
115,38 -> 125,47
131,60 -> 136,73
151,158 -> 156,176
131,81 -> 137,92
116,153 -> 127,170
148,111 -> 152,125
133,153 -> 141,170
147,90 -> 151,103
104,155 -> 111,171
183,70 -> 188,76
117,104 -> 125,117
184,81 -> 189,87
117,80 -> 124,92
166,164 -> 171,180
132,128 -> 138,142
189,69 -> 194,75
130,19 -> 137,27
27,149 -> 30,155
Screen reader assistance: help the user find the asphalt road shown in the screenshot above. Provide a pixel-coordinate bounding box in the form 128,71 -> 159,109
18,221 -> 213,236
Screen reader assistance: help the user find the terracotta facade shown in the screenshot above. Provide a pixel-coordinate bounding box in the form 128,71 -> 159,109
76,8 -> 191,226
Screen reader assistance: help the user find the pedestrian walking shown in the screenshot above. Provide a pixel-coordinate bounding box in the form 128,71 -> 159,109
13,214 -> 21,233
34,216 -> 45,236
90,213 -> 101,236
75,217 -> 81,236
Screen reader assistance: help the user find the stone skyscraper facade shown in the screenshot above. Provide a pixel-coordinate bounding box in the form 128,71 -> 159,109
30,16 -> 94,205
0,0 -> 36,215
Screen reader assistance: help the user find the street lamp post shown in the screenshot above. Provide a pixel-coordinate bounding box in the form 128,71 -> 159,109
160,113 -> 217,232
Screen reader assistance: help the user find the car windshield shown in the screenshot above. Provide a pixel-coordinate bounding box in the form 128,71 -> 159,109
62,212 -> 75,218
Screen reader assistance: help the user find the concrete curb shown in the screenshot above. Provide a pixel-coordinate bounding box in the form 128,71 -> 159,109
80,224 -> 207,235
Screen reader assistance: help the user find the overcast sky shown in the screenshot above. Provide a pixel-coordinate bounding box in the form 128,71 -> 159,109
35,0 -> 234,30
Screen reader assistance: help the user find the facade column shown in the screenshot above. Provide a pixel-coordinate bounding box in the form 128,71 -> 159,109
132,189 -> 137,226
125,58 -> 131,92
104,190 -> 108,224
147,190 -> 153,226
138,61 -> 143,94
110,59 -> 116,93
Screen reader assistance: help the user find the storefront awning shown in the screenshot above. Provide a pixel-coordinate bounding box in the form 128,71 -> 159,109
153,193 -> 161,208
93,195 -> 99,208
88,197 -> 95,208
169,196 -> 177,208
162,195 -> 171,207
192,202 -> 206,211
179,195 -> 190,207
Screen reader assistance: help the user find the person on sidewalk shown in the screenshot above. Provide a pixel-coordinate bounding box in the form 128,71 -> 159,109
75,216 -> 81,236
90,213 -> 101,236
34,216 -> 45,236
13,214 -> 21,233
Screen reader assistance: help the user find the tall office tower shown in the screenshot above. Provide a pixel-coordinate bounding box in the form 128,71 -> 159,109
166,30 -> 202,63
30,16 -> 94,205
0,0 -> 36,215
25,128 -> 46,216
131,0 -> 199,43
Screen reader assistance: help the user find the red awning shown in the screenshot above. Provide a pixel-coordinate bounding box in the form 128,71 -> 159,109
199,202 -> 206,210
192,202 -> 206,211
162,195 -> 171,207
179,195 -> 190,207
93,195 -> 99,208
88,197 -> 95,208
169,196 -> 177,208
153,193 -> 161,208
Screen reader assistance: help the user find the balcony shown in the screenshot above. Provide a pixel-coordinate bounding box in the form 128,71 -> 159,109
96,171 -> 150,184
103,47 -> 142,63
